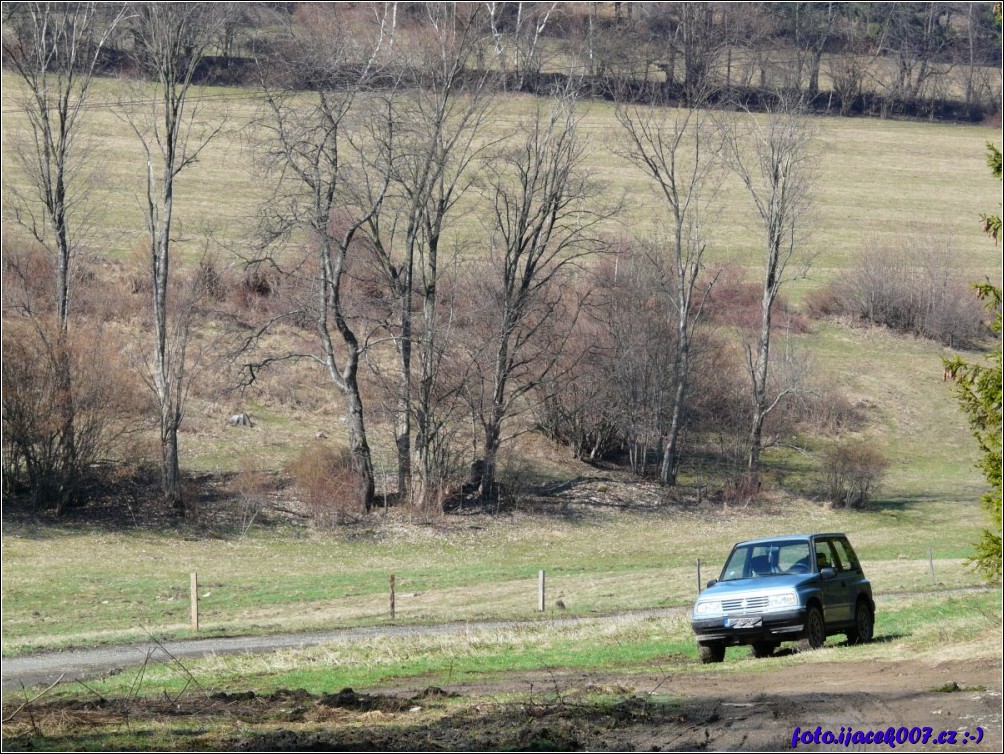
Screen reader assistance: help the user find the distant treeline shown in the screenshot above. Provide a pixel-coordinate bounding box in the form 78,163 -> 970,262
5,2 -> 1000,123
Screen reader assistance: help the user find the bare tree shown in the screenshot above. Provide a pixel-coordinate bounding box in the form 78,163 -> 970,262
2,2 -> 124,509
615,101 -> 723,485
959,2 -> 1001,116
876,2 -> 955,107
651,2 -> 736,105
2,1 -> 122,330
465,91 -> 612,501
248,3 -> 395,514
723,100 -> 816,475
123,2 -> 230,510
358,3 -> 496,507
539,245 -> 679,475
783,2 -> 837,99
486,1 -> 557,91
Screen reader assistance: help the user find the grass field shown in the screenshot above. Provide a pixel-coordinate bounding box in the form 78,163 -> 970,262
1,72 -> 1001,666
2,74 -> 999,276
1,495 -> 993,656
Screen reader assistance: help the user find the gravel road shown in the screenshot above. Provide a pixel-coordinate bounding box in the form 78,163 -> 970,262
2,608 -> 684,690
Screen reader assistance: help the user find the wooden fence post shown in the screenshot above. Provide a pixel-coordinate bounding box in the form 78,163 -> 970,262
190,572 -> 199,632
697,558 -> 702,595
538,569 -> 546,612
390,574 -> 396,620
929,548 -> 936,585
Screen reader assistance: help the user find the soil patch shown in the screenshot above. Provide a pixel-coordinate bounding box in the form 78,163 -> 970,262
3,659 -> 999,751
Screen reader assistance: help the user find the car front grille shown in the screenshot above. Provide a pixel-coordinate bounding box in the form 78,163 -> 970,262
722,595 -> 770,614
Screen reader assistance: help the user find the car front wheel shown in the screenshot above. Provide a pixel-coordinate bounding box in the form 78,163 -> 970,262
846,600 -> 874,645
798,606 -> 826,651
698,641 -> 726,664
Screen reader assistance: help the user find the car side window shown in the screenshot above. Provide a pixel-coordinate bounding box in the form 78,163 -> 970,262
830,538 -> 860,572
814,540 -> 836,571
778,543 -> 811,573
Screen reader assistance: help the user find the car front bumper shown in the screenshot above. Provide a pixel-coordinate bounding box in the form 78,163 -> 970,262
692,607 -> 807,645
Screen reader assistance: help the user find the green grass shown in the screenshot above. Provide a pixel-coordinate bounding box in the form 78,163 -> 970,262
796,321 -> 985,503
1,497 -> 991,655
12,589 -> 999,702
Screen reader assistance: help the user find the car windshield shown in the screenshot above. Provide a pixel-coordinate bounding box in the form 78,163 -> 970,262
720,540 -> 812,581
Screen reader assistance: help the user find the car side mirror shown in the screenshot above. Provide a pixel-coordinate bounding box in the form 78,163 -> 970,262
820,567 -> 836,580
706,579 -> 718,588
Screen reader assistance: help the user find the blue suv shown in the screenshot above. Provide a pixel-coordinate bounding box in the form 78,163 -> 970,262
691,533 -> 875,663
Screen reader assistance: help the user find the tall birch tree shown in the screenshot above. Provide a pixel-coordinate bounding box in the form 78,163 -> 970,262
126,2 -> 229,509
724,102 -> 816,475
616,102 -> 723,486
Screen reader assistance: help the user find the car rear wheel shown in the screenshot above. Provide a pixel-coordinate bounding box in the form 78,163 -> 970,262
846,600 -> 874,645
698,641 -> 726,664
750,641 -> 778,658
797,606 -> 826,651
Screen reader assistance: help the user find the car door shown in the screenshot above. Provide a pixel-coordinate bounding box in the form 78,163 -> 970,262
829,536 -> 867,618
814,536 -> 856,626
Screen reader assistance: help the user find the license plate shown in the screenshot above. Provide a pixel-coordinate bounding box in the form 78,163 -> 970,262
725,616 -> 762,629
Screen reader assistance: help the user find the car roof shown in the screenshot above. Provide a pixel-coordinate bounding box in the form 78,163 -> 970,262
733,533 -> 847,547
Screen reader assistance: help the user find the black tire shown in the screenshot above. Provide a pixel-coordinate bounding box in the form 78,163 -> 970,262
698,642 -> 726,664
798,606 -> 826,652
750,641 -> 778,659
846,600 -> 874,645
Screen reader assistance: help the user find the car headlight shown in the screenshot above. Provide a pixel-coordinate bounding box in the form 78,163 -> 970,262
695,600 -> 722,616
768,591 -> 797,608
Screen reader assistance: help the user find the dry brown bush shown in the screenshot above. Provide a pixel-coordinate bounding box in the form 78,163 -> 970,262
819,239 -> 988,348
287,443 -> 364,527
705,267 -> 812,335
1,233 -> 56,315
821,438 -> 890,509
1,317 -> 149,511
232,462 -> 277,536
803,286 -> 843,319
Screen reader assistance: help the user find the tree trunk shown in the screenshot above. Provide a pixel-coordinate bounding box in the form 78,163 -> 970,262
153,161 -> 185,509
344,384 -> 376,513
411,221 -> 440,509
746,281 -> 773,473
479,418 -> 502,503
479,332 -> 511,503
660,349 -> 688,486
162,425 -> 182,509
54,340 -> 77,513
396,287 -> 412,500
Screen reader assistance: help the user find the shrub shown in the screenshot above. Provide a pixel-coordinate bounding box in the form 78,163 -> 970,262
1,233 -> 55,316
705,266 -> 811,335
232,462 -> 276,537
803,286 -> 842,319
1,319 -> 147,512
287,443 -> 362,527
819,239 -> 987,348
821,438 -> 890,509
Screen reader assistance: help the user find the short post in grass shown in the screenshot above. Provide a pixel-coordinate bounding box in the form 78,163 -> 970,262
390,573 -> 396,621
929,547 -> 936,585
538,569 -> 546,612
697,558 -> 701,594
190,572 -> 199,632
